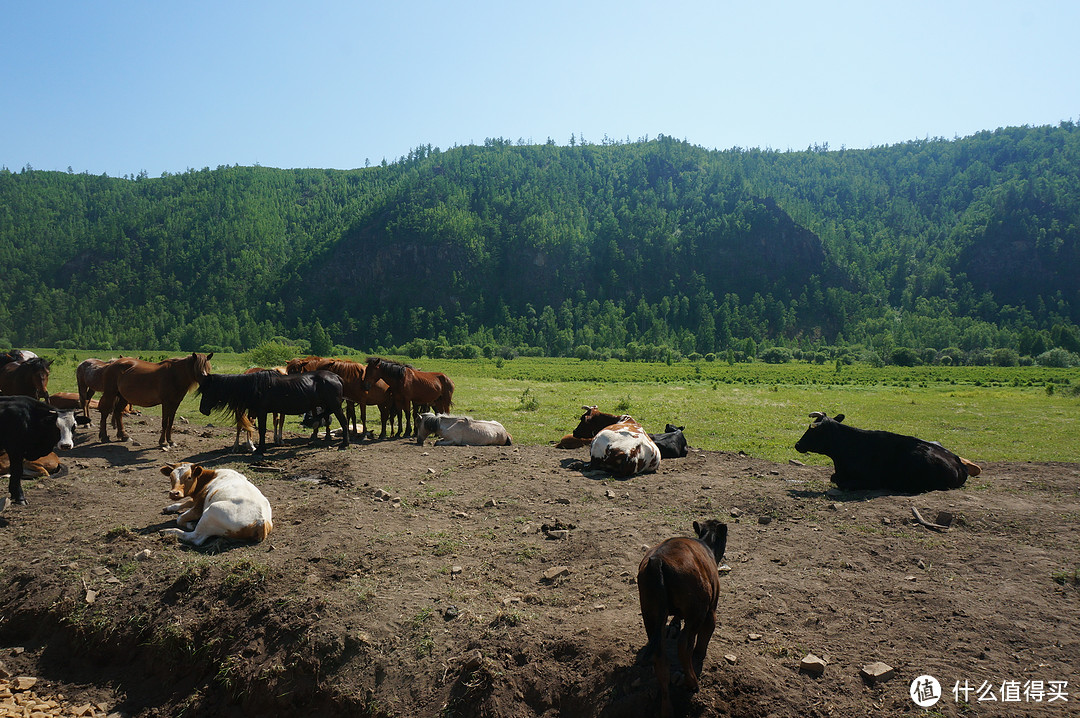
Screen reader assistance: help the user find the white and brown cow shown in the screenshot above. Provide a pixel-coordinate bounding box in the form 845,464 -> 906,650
572,406 -> 661,477
416,412 -> 512,446
160,463 -> 273,545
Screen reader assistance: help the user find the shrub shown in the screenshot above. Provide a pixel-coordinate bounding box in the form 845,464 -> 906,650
759,347 -> 793,364
991,348 -> 1020,367
1037,348 -> 1080,368
247,340 -> 298,367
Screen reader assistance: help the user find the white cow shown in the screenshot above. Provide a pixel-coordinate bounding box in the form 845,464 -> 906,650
159,463 -> 273,545
416,412 -> 512,446
590,417 -> 662,477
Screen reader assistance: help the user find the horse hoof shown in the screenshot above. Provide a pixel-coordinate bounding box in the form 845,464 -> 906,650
12,496 -> 27,507
0,497 -> 7,513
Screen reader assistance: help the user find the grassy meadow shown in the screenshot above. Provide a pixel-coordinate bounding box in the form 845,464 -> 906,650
35,349 -> 1080,466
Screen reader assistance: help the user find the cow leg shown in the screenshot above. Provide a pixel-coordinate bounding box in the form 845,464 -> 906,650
678,615 -> 704,693
7,457 -> 26,505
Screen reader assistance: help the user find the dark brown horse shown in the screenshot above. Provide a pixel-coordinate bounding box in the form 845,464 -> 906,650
0,357 -> 51,400
288,356 -> 404,439
97,352 -> 213,448
364,357 -> 453,437
77,357 -> 115,420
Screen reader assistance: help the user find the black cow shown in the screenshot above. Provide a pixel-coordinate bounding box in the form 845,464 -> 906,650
0,396 -> 80,506
649,424 -> 689,459
794,412 -> 976,493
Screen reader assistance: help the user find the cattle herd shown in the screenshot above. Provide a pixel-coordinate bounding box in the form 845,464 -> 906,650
0,349 -> 985,716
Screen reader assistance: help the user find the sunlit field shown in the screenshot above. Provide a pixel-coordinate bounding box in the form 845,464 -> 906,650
37,350 -> 1079,465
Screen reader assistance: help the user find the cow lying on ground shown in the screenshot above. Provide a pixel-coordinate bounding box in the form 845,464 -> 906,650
649,424 -> 689,459
48,391 -> 137,421
416,412 -> 512,446
572,406 -> 661,477
638,519 -> 729,718
794,411 -> 980,493
0,450 -> 67,480
160,462 -> 273,545
0,396 -> 80,505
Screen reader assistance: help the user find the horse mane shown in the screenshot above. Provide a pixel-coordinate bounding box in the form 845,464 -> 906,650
367,357 -> 410,381
18,357 -> 50,373
197,372 -> 272,416
325,360 -> 363,382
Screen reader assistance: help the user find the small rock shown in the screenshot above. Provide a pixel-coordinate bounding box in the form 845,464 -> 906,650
443,606 -> 460,621
860,661 -> 895,685
85,589 -> 97,604
13,676 -> 37,691
917,558 -> 927,570
730,508 -> 743,518
747,633 -> 762,641
453,511 -> 469,519
789,459 -> 805,466
373,489 -> 391,501
593,604 -> 605,611
724,654 -> 738,665
758,515 -> 773,525
451,565 -> 463,575
355,631 -> 374,645
542,566 -> 570,581
483,498 -> 497,508
829,503 -> 841,511
935,511 -> 954,527
555,497 -> 571,504
427,468 -> 436,474
718,564 -> 732,574
0,661 -> 8,678
881,517 -> 892,525
134,549 -> 151,561
800,654 -> 827,676
605,490 -> 616,499
545,529 -> 570,540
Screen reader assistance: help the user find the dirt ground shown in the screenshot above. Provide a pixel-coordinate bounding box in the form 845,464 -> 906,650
0,412 -> 1077,718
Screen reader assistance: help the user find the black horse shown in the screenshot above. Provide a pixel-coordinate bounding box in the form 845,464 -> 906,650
196,370 -> 350,454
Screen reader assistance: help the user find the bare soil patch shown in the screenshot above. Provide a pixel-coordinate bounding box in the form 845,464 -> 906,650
0,414 -> 1077,717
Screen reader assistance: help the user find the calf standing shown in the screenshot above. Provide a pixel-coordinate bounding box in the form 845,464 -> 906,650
160,463 -> 273,545
638,519 -> 728,718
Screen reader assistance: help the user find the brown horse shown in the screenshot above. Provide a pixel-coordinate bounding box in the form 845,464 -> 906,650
364,357 -> 453,437
287,356 -> 403,439
97,352 -> 213,448
0,357 -> 51,400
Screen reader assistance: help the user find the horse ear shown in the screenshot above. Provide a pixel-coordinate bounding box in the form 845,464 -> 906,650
206,351 -> 214,360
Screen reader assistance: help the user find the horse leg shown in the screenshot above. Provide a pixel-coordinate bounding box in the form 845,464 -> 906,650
98,388 -> 115,442
273,412 -> 284,445
256,413 -> 268,454
159,401 -> 177,448
334,404 -> 350,449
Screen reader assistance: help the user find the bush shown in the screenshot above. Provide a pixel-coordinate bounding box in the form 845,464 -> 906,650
991,348 -> 1020,367
247,340 -> 299,367
759,347 -> 793,364
890,347 -> 920,367
1037,348 -> 1080,368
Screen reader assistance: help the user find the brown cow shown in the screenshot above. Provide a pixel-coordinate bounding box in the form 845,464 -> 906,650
638,519 -> 728,718
0,450 -> 67,479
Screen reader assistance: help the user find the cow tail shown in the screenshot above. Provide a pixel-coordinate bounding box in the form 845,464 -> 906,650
640,554 -> 668,657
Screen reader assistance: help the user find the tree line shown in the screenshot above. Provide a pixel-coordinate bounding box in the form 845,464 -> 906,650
1,122 -> 1078,366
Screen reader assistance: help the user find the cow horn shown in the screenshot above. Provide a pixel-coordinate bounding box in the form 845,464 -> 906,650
808,411 -> 825,420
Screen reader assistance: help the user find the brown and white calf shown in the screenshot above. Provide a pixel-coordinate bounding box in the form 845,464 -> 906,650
572,405 -> 661,477
638,519 -> 729,718
160,463 -> 273,545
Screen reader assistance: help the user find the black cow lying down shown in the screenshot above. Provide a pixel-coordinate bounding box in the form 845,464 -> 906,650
794,412 -> 980,493
649,424 -> 689,459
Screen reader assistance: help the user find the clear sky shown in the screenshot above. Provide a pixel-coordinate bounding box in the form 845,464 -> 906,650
3,1 -> 1077,177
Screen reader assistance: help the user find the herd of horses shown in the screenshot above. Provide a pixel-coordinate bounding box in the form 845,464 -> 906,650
4,351 -> 456,455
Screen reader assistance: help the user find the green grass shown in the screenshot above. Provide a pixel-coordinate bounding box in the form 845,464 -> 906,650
34,349 -> 1080,463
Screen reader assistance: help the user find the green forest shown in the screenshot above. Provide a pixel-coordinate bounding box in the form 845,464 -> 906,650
2,123 -> 1079,366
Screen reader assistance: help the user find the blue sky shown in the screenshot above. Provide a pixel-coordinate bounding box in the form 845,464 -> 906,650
3,1 -> 1077,177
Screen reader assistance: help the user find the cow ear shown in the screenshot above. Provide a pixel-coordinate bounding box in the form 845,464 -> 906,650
834,414 -> 845,423
190,465 -> 204,479
160,464 -> 175,476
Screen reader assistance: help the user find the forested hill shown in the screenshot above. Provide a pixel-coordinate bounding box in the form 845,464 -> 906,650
2,123 -> 1079,363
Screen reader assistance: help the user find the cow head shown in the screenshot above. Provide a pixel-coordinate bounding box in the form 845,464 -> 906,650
53,409 -> 79,451
161,462 -> 205,501
693,519 -> 728,563
573,405 -> 623,439
794,412 -> 845,454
